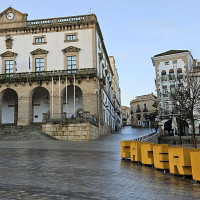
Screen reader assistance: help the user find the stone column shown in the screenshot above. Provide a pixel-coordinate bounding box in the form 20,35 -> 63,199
0,95 -> 3,125
17,96 -> 31,125
50,80 -> 62,119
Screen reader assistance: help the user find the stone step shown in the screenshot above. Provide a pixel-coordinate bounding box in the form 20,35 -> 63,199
0,125 -> 56,141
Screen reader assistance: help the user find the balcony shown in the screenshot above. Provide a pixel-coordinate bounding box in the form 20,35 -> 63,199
136,108 -> 141,113
161,75 -> 168,81
177,73 -> 184,79
169,74 -> 175,80
143,108 -> 148,112
0,68 -> 97,84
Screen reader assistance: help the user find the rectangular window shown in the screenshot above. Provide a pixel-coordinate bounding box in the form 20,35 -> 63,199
67,56 -> 76,73
66,34 -> 76,41
35,37 -> 45,43
65,33 -> 78,42
35,58 -> 44,72
164,61 -> 169,65
5,60 -> 14,74
172,60 -> 177,64
162,85 -> 168,97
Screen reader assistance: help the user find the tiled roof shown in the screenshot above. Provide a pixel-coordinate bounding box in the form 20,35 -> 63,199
154,50 -> 190,57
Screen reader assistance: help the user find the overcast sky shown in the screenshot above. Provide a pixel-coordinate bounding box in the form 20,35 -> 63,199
2,0 -> 200,107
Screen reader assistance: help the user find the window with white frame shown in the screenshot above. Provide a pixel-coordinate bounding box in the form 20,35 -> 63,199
35,37 -> 45,43
35,58 -> 44,72
65,33 -> 78,42
67,56 -> 76,73
67,35 -> 76,41
5,60 -> 14,74
33,36 -> 46,44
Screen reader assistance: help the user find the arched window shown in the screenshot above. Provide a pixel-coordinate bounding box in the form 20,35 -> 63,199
161,70 -> 167,81
177,68 -> 183,79
169,69 -> 175,80
177,68 -> 182,73
161,70 -> 166,76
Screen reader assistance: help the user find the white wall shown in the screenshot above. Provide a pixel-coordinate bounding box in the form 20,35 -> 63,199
0,29 -> 93,72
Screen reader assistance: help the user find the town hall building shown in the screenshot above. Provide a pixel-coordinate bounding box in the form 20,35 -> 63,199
0,7 -> 122,140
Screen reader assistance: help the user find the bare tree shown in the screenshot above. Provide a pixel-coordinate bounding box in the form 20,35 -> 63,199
168,72 -> 200,148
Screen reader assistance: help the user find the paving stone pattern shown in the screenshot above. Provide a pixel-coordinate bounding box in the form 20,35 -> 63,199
0,126 -> 199,199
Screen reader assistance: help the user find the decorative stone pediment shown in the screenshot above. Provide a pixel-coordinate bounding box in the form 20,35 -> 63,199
0,7 -> 28,30
62,46 -> 80,53
0,51 -> 17,57
30,48 -> 49,55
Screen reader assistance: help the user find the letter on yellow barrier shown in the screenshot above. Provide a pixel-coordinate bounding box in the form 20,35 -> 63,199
190,152 -> 200,181
153,144 -> 169,170
130,141 -> 141,162
141,142 -> 154,165
168,147 -> 200,175
120,141 -> 132,159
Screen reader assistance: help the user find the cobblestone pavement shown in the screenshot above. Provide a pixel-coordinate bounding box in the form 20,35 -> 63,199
0,126 -> 199,199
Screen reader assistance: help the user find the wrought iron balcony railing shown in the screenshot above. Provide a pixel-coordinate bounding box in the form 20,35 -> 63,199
43,112 -> 98,127
0,68 -> 97,84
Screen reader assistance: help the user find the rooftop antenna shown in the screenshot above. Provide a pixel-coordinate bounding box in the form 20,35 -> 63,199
88,8 -> 94,14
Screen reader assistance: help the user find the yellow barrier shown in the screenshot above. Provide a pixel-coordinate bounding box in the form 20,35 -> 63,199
168,147 -> 200,175
153,144 -> 169,170
190,152 -> 200,181
130,141 -> 141,162
141,142 -> 154,165
120,141 -> 132,159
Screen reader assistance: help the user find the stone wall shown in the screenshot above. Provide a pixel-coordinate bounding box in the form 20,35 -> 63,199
42,123 -> 99,141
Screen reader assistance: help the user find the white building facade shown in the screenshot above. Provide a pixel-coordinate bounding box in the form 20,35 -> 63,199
152,50 -> 199,136
0,7 -> 119,139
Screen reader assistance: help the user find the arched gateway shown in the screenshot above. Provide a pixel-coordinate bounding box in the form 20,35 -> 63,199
31,87 -> 50,123
1,88 -> 18,124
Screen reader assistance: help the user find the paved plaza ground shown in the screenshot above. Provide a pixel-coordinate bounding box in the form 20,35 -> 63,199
0,126 -> 200,199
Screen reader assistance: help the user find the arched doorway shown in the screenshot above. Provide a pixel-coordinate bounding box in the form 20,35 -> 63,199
62,85 -> 83,118
164,119 -> 188,136
1,88 -> 18,124
31,87 -> 50,123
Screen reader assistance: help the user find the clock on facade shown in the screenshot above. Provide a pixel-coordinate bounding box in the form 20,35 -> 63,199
6,12 -> 15,20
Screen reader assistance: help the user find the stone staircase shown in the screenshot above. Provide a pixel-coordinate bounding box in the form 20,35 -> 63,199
0,124 -> 56,141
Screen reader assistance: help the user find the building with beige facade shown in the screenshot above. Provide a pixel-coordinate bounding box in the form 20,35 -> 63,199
109,56 -> 122,130
130,93 -> 157,128
0,7 -> 120,140
151,50 -> 198,136
121,106 -> 131,126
